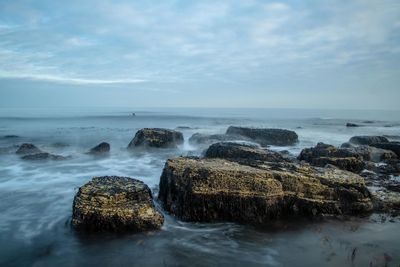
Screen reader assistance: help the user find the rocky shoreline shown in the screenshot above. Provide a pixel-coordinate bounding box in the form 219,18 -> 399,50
6,126 -> 400,233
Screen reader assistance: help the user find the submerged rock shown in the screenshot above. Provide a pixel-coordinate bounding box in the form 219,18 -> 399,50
15,143 -> 42,155
349,136 -> 389,146
346,123 -> 360,127
205,142 -> 288,166
128,128 -> 184,148
159,157 -> 372,224
370,142 -> 400,157
21,152 -> 66,161
189,133 -> 237,145
298,143 -> 365,173
226,126 -> 298,146
88,142 -> 110,155
72,176 -> 164,232
2,135 -> 19,139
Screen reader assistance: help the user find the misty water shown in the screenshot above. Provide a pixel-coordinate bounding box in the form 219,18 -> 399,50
0,108 -> 399,267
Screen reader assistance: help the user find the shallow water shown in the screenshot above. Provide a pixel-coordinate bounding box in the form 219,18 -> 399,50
0,108 -> 399,267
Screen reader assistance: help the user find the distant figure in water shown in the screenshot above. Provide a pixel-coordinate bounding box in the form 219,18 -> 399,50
132,113 -> 136,116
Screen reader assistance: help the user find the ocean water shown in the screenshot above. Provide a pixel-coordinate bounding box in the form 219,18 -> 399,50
0,107 -> 399,267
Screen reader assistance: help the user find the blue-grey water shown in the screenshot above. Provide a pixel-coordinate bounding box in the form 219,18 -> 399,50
0,108 -> 399,267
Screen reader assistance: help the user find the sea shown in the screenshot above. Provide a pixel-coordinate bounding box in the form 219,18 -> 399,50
0,107 -> 399,267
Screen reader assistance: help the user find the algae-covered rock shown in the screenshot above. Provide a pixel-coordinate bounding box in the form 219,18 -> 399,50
72,176 -> 164,232
159,157 -> 372,224
128,128 -> 184,148
226,126 -> 298,146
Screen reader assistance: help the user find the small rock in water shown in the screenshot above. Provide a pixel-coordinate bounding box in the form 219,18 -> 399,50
346,123 -> 360,127
226,126 -> 298,146
15,143 -> 42,155
3,135 -> 19,139
72,176 -> 164,232
87,142 -> 110,155
128,128 -> 184,148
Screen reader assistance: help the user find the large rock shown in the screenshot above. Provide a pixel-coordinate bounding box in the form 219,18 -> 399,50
72,176 -> 164,232
370,142 -> 400,157
349,136 -> 389,145
16,143 -> 42,155
88,142 -> 110,155
204,142 -> 288,166
128,128 -> 184,148
159,158 -> 372,224
298,143 -> 365,173
226,126 -> 298,146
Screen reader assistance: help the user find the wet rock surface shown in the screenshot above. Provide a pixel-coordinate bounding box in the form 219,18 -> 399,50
226,126 -> 298,146
159,157 -> 372,224
349,136 -> 389,146
205,142 -> 289,166
370,142 -> 400,157
16,143 -> 42,155
21,152 -> 67,161
189,133 -> 238,146
128,128 -> 184,148
298,143 -> 365,173
88,142 -> 110,155
72,176 -> 164,232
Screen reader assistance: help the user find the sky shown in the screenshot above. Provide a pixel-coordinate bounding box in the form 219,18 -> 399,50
0,0 -> 399,109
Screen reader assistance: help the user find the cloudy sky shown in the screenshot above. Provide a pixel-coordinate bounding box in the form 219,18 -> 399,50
0,0 -> 399,109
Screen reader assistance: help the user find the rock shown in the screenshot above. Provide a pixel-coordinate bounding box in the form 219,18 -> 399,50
72,176 -> 164,232
348,146 -> 398,162
370,142 -> 400,157
21,152 -> 67,161
346,123 -> 360,127
159,157 -> 372,224
15,143 -> 42,155
349,136 -> 389,145
204,142 -> 288,166
298,143 -> 365,173
2,135 -> 19,139
226,126 -> 298,146
188,133 -> 238,145
372,191 -> 400,216
128,128 -> 184,148
88,142 -> 110,155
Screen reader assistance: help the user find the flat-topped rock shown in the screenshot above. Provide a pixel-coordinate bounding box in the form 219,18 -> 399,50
128,128 -> 184,148
16,143 -> 42,155
72,176 -> 164,232
349,136 -> 389,145
159,157 -> 372,224
88,142 -> 110,155
205,142 -> 288,166
226,126 -> 298,146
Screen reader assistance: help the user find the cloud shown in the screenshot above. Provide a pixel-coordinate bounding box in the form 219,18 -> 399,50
0,0 -> 399,108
